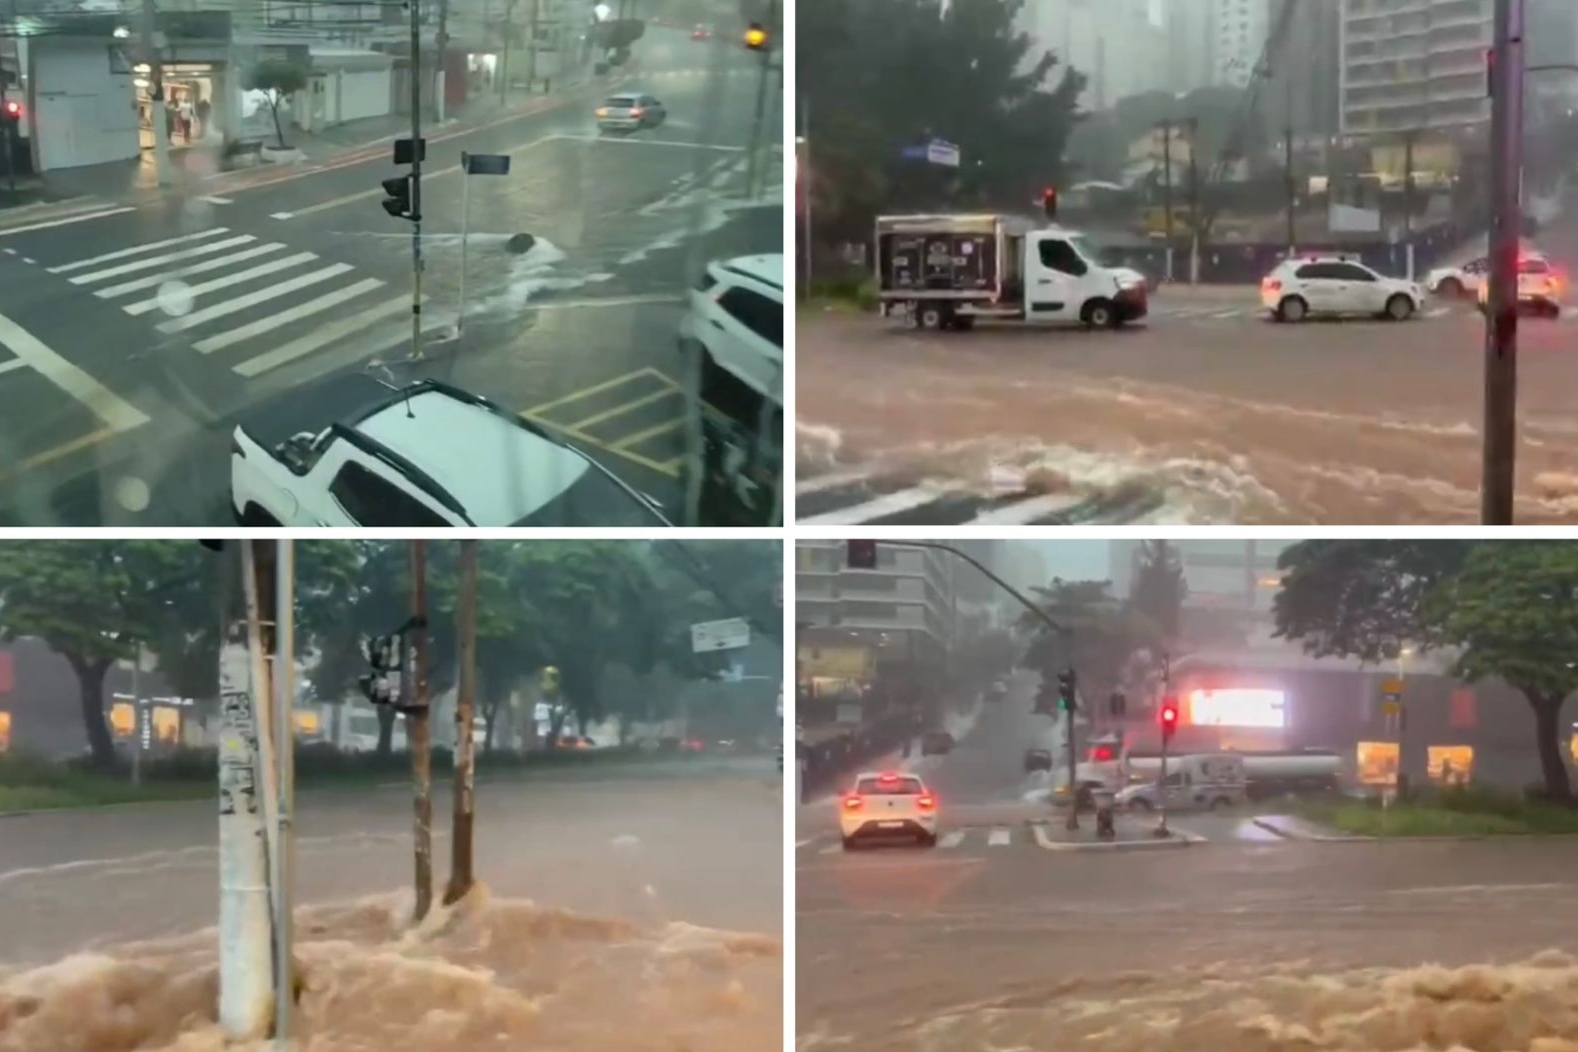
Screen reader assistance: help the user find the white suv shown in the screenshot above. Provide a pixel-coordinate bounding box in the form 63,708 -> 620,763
680,254 -> 783,404
839,770 -> 939,849
1261,255 -> 1424,323
230,381 -> 671,526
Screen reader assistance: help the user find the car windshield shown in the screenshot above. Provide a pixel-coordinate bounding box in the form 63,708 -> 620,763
0,12 -> 783,527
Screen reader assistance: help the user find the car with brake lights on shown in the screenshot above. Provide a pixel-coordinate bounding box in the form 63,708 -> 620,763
1260,254 -> 1424,323
1477,254 -> 1566,318
839,771 -> 939,849
595,93 -> 666,134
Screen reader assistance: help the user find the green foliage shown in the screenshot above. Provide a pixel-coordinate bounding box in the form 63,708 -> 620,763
799,0 -> 1085,245
1128,540 -> 1185,647
1017,578 -> 1135,698
246,60 -> 308,148
1298,786 -> 1578,837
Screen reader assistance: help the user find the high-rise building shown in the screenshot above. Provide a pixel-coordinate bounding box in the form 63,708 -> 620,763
1017,0 -> 1167,109
1161,1 -> 1219,93
1214,0 -> 1273,87
1338,0 -> 1494,137
795,540 -> 958,671
1266,0 -> 1342,138
1108,540 -> 1293,625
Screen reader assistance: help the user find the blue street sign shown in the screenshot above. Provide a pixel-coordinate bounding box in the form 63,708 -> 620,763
901,138 -> 960,168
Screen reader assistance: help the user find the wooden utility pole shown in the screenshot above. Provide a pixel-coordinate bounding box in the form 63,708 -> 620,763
445,540 -> 478,905
408,541 -> 433,921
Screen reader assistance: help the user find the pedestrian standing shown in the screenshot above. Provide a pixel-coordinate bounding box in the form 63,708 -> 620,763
179,97 -> 194,142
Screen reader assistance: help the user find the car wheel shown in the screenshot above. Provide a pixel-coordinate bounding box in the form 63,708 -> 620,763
239,502 -> 281,528
1210,797 -> 1231,812
1082,299 -> 1115,328
1129,798 -> 1153,812
918,832 -> 937,848
1278,296 -> 1308,322
1438,277 -> 1464,298
1385,294 -> 1414,321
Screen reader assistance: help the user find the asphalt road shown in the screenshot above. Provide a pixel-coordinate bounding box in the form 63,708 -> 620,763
798,200 -> 1578,525
0,755 -> 781,966
0,29 -> 781,525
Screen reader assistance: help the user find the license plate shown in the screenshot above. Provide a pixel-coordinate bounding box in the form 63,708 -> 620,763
879,820 -> 904,829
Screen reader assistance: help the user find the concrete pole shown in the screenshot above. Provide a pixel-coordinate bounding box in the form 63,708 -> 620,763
140,0 -> 171,186
1483,0 -> 1525,525
408,540 -> 434,922
446,539 -> 478,905
272,541 -> 296,1047
216,542 -> 274,1040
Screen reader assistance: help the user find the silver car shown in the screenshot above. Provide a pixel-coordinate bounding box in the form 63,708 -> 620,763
596,92 -> 666,134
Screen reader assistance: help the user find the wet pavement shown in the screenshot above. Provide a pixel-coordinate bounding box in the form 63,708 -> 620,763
796,198 -> 1578,525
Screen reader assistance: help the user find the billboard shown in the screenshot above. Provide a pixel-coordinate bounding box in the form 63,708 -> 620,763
1186,687 -> 1287,729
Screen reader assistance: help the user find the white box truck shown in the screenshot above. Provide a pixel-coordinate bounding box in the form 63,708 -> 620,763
874,213 -> 1149,331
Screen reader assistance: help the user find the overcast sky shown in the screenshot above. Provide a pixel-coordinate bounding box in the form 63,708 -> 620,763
1031,541 -> 1110,581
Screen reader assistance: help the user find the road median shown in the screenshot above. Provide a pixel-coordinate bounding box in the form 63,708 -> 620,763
1279,790 -> 1578,840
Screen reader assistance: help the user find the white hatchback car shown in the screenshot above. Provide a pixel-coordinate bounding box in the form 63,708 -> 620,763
679,254 -> 783,405
230,381 -> 671,527
1261,255 -> 1425,322
839,770 -> 939,849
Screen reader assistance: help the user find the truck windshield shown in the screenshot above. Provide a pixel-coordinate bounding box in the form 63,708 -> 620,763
1068,234 -> 1109,266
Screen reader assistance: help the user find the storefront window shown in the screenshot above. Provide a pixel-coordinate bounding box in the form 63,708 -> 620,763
109,701 -> 135,738
1356,740 -> 1400,787
1427,745 -> 1473,786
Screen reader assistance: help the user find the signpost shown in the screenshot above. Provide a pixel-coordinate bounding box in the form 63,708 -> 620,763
455,151 -> 512,338
691,617 -> 750,653
901,138 -> 960,168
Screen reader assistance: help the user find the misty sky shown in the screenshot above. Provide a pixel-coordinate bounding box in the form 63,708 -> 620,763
1032,541 -> 1109,581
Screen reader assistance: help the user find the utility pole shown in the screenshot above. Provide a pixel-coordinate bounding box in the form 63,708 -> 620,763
435,0 -> 449,122
1155,651 -> 1171,839
1402,129 -> 1418,278
408,540 -> 433,921
216,542 -> 273,1041
1184,117 -> 1200,284
445,540 -> 478,906
1284,70 -> 1296,254
139,0 -> 171,186
272,540 -> 296,1048
408,0 -> 425,362
1158,120 -> 1175,249
1483,0 -> 1525,525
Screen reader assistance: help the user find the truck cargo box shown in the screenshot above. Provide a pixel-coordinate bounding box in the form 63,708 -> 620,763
875,214 -> 1007,296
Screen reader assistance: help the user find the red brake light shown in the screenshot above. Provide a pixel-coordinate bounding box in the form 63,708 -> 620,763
916,794 -> 936,810
843,795 -> 863,810
1093,746 -> 1113,761
1263,278 -> 1281,292
878,771 -> 899,783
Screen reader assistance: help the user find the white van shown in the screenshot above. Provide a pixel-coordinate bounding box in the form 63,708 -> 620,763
1115,753 -> 1247,813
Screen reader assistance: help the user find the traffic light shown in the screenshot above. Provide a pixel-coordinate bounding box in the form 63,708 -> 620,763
1056,667 -> 1077,711
1,99 -> 21,123
1041,186 -> 1058,220
846,539 -> 878,569
381,174 -> 415,220
743,22 -> 768,50
1108,691 -> 1126,718
1159,697 -> 1179,744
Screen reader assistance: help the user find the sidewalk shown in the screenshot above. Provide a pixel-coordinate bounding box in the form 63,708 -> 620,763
17,72 -> 614,207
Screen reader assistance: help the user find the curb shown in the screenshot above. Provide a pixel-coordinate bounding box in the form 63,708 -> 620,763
1252,815 -> 1578,844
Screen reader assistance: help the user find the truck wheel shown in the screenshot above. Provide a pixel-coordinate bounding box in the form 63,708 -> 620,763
920,306 -> 945,329
1129,798 -> 1153,812
1082,299 -> 1116,329
1210,797 -> 1232,812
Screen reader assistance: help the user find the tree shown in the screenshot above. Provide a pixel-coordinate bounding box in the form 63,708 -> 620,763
1426,544 -> 1578,802
247,60 -> 308,149
799,0 -> 1085,247
0,542 -> 216,767
1129,541 -> 1186,647
1017,578 -> 1138,703
1272,540 -> 1474,664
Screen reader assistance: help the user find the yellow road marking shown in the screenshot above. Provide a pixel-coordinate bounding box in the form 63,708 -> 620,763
523,367 -> 671,416
0,424 -> 119,481
611,417 -> 684,450
569,386 -> 678,430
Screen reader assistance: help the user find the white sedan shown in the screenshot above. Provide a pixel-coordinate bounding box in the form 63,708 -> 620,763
839,771 -> 939,849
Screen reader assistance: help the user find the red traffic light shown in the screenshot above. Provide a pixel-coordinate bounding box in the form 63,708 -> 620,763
1041,186 -> 1058,219
1160,700 -> 1179,724
2,100 -> 20,120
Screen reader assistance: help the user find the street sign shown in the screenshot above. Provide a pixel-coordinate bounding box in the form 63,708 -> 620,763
1380,678 -> 1404,696
462,151 -> 510,176
1382,700 -> 1402,715
691,617 -> 750,653
900,138 -> 961,168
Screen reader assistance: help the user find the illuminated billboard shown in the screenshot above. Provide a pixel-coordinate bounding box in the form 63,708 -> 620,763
1187,688 -> 1287,729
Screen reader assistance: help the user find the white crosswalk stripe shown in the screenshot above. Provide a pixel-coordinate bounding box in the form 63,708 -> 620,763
803,827 -> 1022,854
44,225 -> 409,379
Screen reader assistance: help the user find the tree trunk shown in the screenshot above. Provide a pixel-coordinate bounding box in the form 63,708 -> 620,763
269,96 -> 286,148
68,654 -> 116,769
1526,688 -> 1573,802
376,704 -> 396,757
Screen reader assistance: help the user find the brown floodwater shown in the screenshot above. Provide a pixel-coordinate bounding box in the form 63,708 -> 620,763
0,885 -> 781,1052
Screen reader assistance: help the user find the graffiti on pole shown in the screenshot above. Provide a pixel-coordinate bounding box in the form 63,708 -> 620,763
217,627 -> 261,819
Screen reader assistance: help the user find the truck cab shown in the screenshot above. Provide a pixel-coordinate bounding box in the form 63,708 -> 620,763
874,214 -> 1148,331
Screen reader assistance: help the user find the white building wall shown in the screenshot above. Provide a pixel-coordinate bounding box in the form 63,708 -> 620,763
30,41 -> 139,171
1213,0 -> 1272,86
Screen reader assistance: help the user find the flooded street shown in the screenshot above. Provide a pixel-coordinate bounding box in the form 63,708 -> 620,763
1,757 -> 782,1051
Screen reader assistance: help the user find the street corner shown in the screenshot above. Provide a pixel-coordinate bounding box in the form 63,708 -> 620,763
521,366 -> 686,478
1029,820 -> 1203,852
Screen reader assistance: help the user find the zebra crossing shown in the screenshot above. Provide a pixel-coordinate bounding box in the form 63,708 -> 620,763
44,226 -> 412,379
796,472 -> 1167,526
799,826 -> 1038,855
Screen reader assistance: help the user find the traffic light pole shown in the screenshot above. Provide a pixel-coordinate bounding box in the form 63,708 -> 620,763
1064,703 -> 1078,831
408,0 -> 425,362
1483,0 -> 1524,524
1155,650 -> 1171,839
